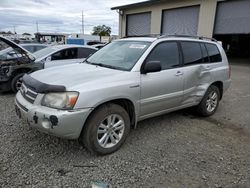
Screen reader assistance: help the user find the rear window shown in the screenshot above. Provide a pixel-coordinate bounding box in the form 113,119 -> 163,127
181,42 -> 203,65
205,43 -> 222,63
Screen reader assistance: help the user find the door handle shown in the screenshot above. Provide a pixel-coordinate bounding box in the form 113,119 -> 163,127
205,66 -> 211,70
175,71 -> 183,76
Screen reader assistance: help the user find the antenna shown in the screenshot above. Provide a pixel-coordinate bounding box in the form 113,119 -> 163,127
36,21 -> 39,33
82,10 -> 84,35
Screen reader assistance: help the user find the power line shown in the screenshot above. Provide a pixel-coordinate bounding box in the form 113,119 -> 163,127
36,21 -> 39,33
82,10 -> 84,35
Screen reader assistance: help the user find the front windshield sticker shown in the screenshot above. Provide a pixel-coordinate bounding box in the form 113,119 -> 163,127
129,44 -> 147,49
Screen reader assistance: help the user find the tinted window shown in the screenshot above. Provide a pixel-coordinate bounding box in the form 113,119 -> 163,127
23,46 -> 34,53
78,48 -> 97,58
146,42 -> 179,70
181,42 -> 203,65
200,43 -> 209,63
51,48 -> 78,60
205,43 -> 222,62
35,46 -> 46,52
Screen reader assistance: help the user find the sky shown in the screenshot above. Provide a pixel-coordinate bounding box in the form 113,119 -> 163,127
0,0 -> 145,35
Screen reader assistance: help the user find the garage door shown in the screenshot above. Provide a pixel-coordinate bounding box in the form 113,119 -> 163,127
214,0 -> 250,34
126,12 -> 151,36
161,6 -> 200,35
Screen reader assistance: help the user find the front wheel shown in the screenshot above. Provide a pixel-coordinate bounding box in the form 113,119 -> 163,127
11,73 -> 25,93
195,85 -> 220,117
80,103 -> 130,155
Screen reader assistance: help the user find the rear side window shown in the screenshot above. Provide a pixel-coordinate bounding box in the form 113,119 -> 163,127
181,42 -> 203,65
78,48 -> 97,58
205,43 -> 222,62
146,42 -> 180,70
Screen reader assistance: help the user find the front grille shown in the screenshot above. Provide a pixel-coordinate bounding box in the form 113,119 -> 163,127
20,83 -> 38,104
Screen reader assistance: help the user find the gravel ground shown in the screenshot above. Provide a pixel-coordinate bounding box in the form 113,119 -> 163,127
0,63 -> 250,187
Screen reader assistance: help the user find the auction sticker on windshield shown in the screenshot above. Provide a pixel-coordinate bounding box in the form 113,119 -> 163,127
129,44 -> 147,49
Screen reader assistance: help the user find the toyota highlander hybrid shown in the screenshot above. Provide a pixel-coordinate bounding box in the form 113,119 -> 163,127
15,36 -> 231,155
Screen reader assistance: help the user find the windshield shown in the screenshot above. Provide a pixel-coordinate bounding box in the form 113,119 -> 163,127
86,40 -> 151,71
33,46 -> 57,59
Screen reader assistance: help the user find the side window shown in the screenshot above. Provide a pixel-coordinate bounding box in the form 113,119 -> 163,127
146,42 -> 179,70
205,43 -> 222,63
200,43 -> 210,63
181,42 -> 203,65
35,46 -> 46,52
23,46 -> 34,53
51,48 -> 78,60
77,48 -> 97,58
51,51 -> 64,60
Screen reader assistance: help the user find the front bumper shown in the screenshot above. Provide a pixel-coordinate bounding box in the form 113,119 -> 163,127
15,91 -> 92,139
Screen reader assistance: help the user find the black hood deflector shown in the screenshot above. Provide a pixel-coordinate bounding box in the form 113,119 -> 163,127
22,74 -> 66,93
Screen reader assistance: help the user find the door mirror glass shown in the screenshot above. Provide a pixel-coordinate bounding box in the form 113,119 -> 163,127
142,61 -> 162,74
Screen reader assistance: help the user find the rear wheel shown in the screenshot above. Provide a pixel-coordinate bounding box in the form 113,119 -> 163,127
196,85 -> 220,117
81,103 -> 130,155
11,73 -> 25,93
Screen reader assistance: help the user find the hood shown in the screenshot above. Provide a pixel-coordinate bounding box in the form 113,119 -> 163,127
0,36 -> 36,61
30,63 -> 126,90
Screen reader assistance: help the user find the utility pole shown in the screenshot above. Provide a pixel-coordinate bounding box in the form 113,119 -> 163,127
13,25 -> 16,34
82,10 -> 84,35
36,21 -> 39,33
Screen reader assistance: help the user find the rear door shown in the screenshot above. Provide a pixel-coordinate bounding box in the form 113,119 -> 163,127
180,41 -> 222,105
140,41 -> 184,118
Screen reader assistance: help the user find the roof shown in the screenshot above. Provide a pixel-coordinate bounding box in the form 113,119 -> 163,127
111,0 -> 162,10
51,44 -> 97,50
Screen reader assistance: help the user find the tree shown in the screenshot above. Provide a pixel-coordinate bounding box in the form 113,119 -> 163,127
92,25 -> 111,36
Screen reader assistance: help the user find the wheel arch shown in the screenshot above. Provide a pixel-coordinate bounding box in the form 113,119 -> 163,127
84,98 -> 137,132
210,81 -> 223,100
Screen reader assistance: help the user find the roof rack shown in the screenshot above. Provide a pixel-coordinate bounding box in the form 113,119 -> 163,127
122,34 -> 217,42
122,34 -> 160,38
159,34 -> 218,42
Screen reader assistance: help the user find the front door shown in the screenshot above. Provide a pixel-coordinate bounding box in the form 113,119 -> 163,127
140,41 -> 184,118
44,48 -> 81,68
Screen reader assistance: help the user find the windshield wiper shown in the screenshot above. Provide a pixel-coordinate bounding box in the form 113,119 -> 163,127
90,62 -> 124,70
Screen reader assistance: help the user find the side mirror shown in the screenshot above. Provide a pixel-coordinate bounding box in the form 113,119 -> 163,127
8,51 -> 16,56
141,61 -> 162,74
46,56 -> 52,61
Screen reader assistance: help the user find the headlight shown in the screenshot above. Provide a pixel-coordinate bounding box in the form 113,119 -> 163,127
41,92 -> 79,110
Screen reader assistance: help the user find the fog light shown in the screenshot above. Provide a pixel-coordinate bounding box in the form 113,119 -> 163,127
41,118 -> 51,129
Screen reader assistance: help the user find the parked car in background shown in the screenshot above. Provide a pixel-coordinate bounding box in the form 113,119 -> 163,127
0,43 -> 47,60
15,36 -> 231,155
0,36 -> 97,92
32,44 -> 97,68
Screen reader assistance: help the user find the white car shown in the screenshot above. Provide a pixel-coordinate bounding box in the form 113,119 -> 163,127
33,45 -> 98,68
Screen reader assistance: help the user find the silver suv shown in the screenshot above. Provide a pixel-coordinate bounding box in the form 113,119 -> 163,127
15,36 -> 231,155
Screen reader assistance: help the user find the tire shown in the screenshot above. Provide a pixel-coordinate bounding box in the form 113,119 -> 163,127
11,73 -> 25,93
80,103 -> 130,155
196,85 -> 220,117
